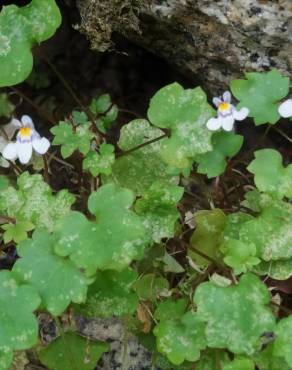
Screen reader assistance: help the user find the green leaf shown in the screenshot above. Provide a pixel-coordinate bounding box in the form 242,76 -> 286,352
230,70 -> 289,125
0,93 -> 15,118
0,0 -> 61,87
253,259 -> 292,280
72,111 -> 89,125
90,94 -> 118,133
153,311 -> 206,365
196,131 -> 243,178
83,143 -> 115,177
189,209 -> 226,267
0,349 -> 13,370
0,270 -> 40,350
51,121 -> 94,158
13,229 -> 88,316
195,349 -> 230,370
55,183 -> 146,276
223,357 -> 255,370
193,273 -> 275,355
76,268 -> 138,318
221,239 -> 260,275
273,316 -> 292,367
135,181 -> 184,243
148,83 -> 214,169
39,332 -> 109,370
254,343 -> 291,370
154,298 -> 188,321
0,176 -> 9,191
0,172 -> 75,232
2,220 -> 34,244
247,149 -> 292,199
108,119 -> 178,195
239,200 -> 292,261
133,274 -> 169,301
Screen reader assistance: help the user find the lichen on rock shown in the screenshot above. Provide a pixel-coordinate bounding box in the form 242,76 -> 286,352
77,0 -> 142,52
77,0 -> 292,91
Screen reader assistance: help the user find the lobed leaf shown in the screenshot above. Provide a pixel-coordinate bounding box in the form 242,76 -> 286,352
83,143 -> 115,177
54,183 -> 146,276
39,332 -> 109,370
148,83 -> 215,169
230,70 -> 289,125
13,229 -> 88,316
76,268 -> 138,318
135,181 -> 184,243
194,273 -> 275,355
247,149 -> 292,199
0,172 -> 74,232
0,0 -> 61,87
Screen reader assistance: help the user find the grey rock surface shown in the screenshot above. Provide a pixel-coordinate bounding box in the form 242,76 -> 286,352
77,0 -> 292,91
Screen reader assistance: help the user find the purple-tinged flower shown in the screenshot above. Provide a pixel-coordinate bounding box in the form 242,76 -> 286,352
206,91 -> 249,132
2,115 -> 50,164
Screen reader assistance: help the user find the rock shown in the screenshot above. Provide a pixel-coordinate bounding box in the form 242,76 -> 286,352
76,0 -> 292,91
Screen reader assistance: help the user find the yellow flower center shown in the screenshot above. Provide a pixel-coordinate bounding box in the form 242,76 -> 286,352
19,127 -> 32,138
219,102 -> 230,112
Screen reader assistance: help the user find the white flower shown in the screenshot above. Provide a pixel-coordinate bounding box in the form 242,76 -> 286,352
206,91 -> 249,132
2,115 -> 50,164
278,99 -> 292,118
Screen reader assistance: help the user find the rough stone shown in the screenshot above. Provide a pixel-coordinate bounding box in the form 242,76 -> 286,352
77,0 -> 292,91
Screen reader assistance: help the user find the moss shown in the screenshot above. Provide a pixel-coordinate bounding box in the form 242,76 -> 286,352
76,0 -> 142,51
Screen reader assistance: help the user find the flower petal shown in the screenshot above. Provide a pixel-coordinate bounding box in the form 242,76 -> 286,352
212,97 -> 222,107
206,117 -> 222,131
221,116 -> 235,131
21,115 -> 34,128
278,99 -> 292,118
223,91 -> 231,103
16,142 -> 33,164
11,118 -> 22,128
2,142 -> 17,161
233,107 -> 249,121
32,137 -> 50,155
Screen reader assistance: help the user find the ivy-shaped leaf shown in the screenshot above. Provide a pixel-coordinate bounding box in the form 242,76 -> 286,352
0,0 -> 61,87
153,311 -> 207,365
0,93 -> 15,118
1,220 -> 34,244
196,131 -> 243,178
13,229 -> 88,316
51,121 -> 94,158
194,273 -> 275,355
0,172 -> 74,232
108,119 -> 178,195
54,183 -> 146,276
133,274 -> 169,301
154,299 -> 188,321
247,149 -> 292,199
90,93 -> 118,133
239,200 -> 292,261
135,181 -> 184,243
253,259 -> 292,280
83,143 -> 115,177
0,270 -> 40,351
273,316 -> 292,367
148,83 -> 214,169
220,239 -> 260,275
230,70 -> 289,125
72,111 -> 89,125
39,332 -> 109,370
223,357 -> 255,370
76,268 -> 138,318
189,209 -> 226,267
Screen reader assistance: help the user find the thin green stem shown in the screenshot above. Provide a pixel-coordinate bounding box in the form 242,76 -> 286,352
117,133 -> 168,157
